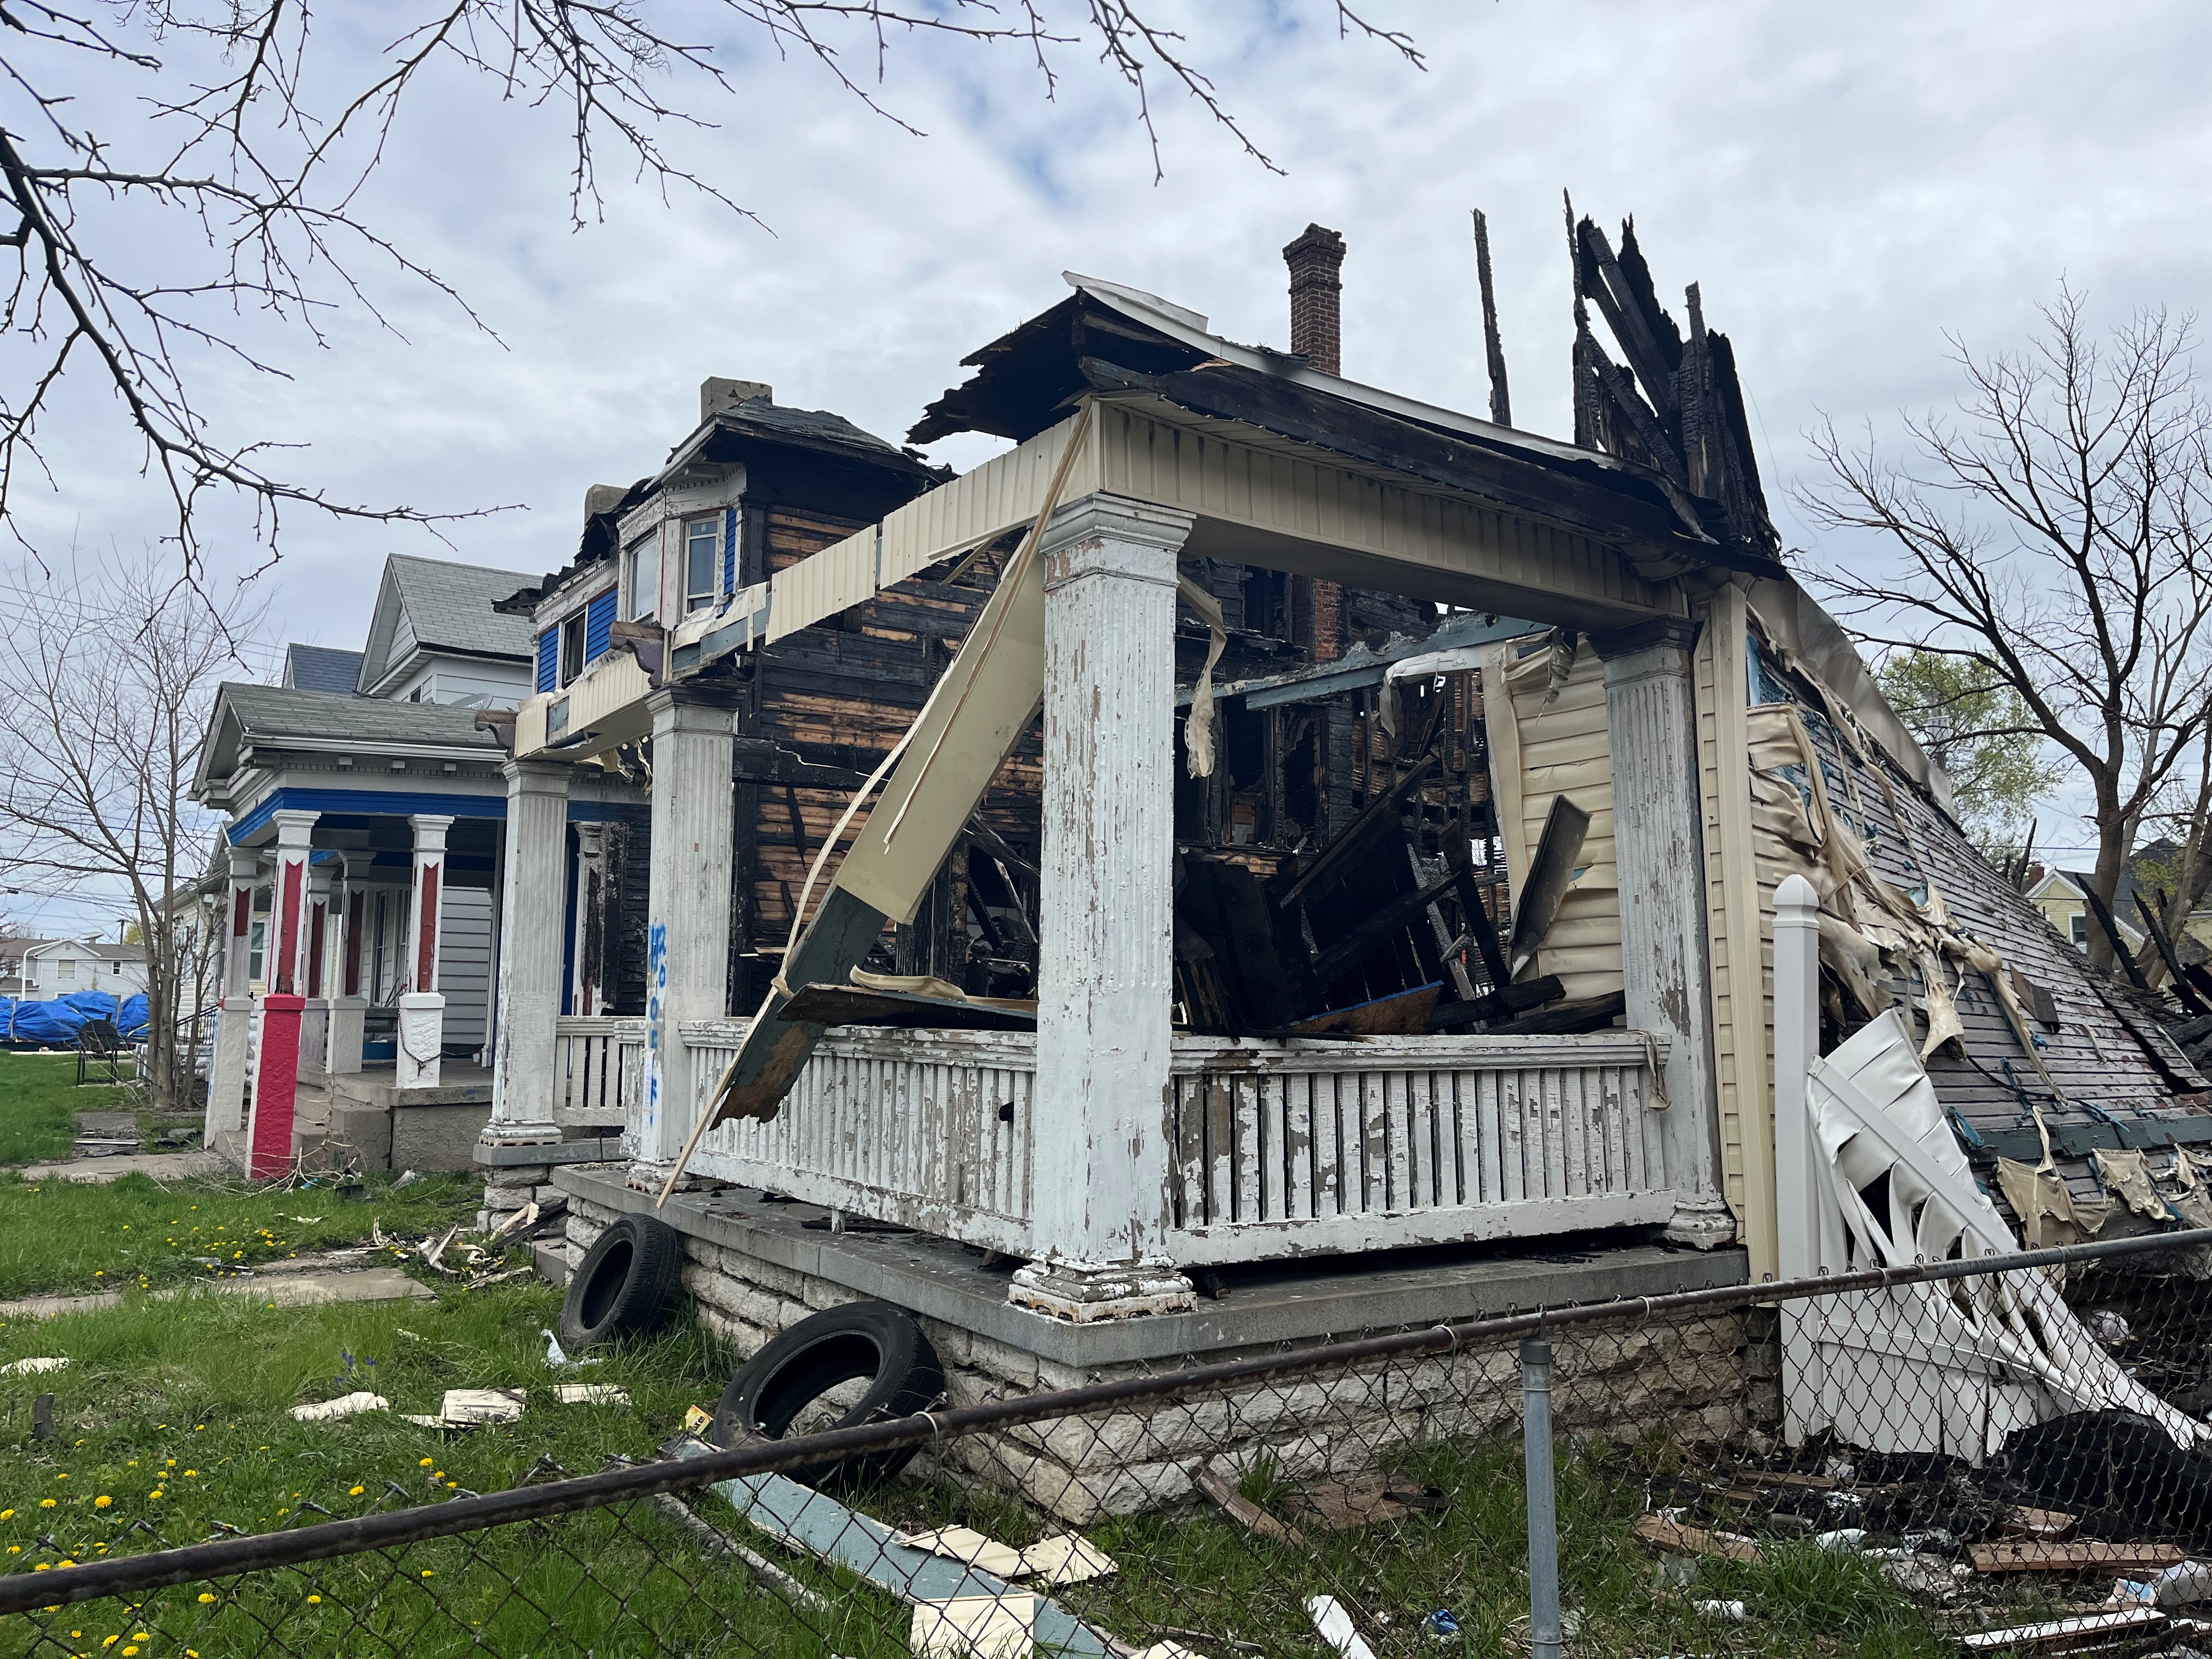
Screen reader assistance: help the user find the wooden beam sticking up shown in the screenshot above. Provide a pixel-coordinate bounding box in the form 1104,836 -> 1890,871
1470,208 -> 1511,427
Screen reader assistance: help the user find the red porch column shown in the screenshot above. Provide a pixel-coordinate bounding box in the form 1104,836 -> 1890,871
249,809 -> 317,1178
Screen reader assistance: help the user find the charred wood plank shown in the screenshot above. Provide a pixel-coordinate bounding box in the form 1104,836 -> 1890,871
2081,881 -> 2150,990
1426,977 -> 1567,1032
1308,866 -> 1464,989
2135,891 -> 2210,1017
1465,988 -> 1623,1036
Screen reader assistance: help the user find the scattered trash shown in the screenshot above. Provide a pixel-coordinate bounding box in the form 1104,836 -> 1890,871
1305,1595 -> 1379,1659
393,1170 -> 421,1189
1691,1600 -> 1747,1623
286,1215 -> 324,1224
541,1329 -> 602,1370
1864,1549 -> 1973,1604
1016,1534 -> 1115,1587
2151,1561 -> 2212,1609
911,1594 -> 1038,1659
404,1387 -> 527,1429
0,1356 -> 68,1376
553,1384 -> 630,1406
2086,1309 -> 2134,1347
1961,1607 -> 2166,1652
418,1225 -> 461,1274
1813,1528 -> 1867,1553
483,1203 -> 541,1247
1296,1475 -> 1447,1530
1193,1463 -> 1315,1554
682,1404 -> 715,1436
289,1391 -> 389,1422
1900,1528 -> 1960,1555
900,1527 -> 1028,1578
1633,1515 -> 1763,1564
2004,1506 -> 2078,1541
1420,1610 -> 1459,1641
1971,1541 -> 2187,1575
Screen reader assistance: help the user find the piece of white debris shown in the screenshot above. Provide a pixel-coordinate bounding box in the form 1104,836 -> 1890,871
1815,1528 -> 1869,1553
439,1388 -> 527,1425
286,1215 -> 324,1224
393,1170 -> 421,1189
0,1357 -> 68,1376
1692,1599 -> 1748,1622
910,1594 -> 1037,1659
289,1391 -> 389,1422
899,1526 -> 1029,1578
553,1384 -> 630,1406
541,1328 -> 602,1370
1015,1534 -> 1116,1585
1306,1595 -> 1379,1659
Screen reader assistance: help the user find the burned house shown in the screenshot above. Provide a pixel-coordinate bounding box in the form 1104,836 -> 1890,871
199,213 -> 2212,1509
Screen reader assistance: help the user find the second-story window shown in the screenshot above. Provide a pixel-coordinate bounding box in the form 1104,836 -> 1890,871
559,611 -> 587,686
684,517 -> 719,614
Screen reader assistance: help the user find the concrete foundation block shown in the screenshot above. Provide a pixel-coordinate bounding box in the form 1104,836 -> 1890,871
483,1186 -> 532,1214
484,1166 -> 549,1190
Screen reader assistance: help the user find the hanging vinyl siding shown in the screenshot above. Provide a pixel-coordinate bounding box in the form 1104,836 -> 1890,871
584,588 -> 617,663
534,631 -> 557,693
1483,634 -> 1622,1003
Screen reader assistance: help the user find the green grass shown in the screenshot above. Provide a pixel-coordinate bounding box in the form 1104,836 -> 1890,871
0,1055 -> 137,1167
0,1168 -> 483,1301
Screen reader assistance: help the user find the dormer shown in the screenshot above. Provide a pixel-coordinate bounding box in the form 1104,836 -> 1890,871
355,554 -> 537,707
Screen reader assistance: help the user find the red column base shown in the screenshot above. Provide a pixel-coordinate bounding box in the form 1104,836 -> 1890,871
250,993 -> 305,1180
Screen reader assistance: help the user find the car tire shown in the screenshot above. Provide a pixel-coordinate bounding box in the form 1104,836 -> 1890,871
558,1212 -> 686,1351
712,1301 -> 943,1491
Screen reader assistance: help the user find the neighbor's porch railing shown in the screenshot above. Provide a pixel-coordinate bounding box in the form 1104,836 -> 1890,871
554,1014 -> 646,1128
672,1024 -> 1680,1264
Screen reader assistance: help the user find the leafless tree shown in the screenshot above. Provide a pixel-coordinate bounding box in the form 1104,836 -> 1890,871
0,2 -> 1419,574
0,555 -> 266,1106
1798,287 -> 2212,973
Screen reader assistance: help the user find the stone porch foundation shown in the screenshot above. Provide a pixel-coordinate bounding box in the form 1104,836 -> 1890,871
554,1167 -> 1752,1524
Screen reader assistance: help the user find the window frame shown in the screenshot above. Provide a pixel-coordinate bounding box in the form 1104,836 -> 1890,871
683,516 -> 720,614
559,611 -> 587,687
625,535 -> 659,623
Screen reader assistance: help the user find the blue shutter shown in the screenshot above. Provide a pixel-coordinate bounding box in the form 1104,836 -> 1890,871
534,630 -> 557,693
723,507 -> 738,596
584,589 -> 616,662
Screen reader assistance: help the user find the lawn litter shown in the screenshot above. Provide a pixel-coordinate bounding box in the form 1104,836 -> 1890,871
290,1391 -> 389,1422
0,1356 -> 67,1375
895,1526 -> 1116,1587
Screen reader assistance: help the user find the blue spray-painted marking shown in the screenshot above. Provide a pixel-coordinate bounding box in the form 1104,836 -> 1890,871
645,923 -> 667,1115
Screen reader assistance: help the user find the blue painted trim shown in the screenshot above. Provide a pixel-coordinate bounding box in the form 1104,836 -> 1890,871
228,787 -> 508,845
585,588 -> 617,663
535,631 -> 558,694
723,506 -> 737,595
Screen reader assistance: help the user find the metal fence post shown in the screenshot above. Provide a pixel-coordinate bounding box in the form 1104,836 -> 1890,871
1521,1334 -> 1563,1659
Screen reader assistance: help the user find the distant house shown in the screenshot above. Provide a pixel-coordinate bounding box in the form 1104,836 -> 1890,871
354,555 -> 537,707
280,642 -> 366,695
3,938 -> 150,997
2030,838 -> 2212,962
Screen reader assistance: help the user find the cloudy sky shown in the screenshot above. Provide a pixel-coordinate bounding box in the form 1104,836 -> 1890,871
8,0 -> 2210,934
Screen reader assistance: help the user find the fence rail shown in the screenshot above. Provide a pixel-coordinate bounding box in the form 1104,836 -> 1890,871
11,1227 -> 2212,1658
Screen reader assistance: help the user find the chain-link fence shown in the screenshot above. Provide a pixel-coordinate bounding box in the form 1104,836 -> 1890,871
11,1231 -> 2212,1657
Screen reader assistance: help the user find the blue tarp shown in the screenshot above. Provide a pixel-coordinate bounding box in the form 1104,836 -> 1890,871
1,990 -> 149,1045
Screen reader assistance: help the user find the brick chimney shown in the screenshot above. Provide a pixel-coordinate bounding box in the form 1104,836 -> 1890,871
1283,223 -> 1346,376
1283,224 -> 1347,663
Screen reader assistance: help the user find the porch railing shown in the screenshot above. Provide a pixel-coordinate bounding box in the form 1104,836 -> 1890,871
673,1025 -> 1679,1263
554,1015 -> 646,1127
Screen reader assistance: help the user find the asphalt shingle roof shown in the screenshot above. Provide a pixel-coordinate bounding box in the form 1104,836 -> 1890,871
281,642 -> 365,695
385,556 -> 538,661
218,682 -> 504,748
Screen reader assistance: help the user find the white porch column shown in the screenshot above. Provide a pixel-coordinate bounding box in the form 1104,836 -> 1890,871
325,857 -> 369,1074
631,688 -> 738,1189
569,821 -> 611,1017
297,865 -> 332,1077
1011,492 -> 1199,1322
204,846 -> 259,1146
1591,618 -> 1734,1249
398,814 -> 453,1090
484,761 -> 572,1148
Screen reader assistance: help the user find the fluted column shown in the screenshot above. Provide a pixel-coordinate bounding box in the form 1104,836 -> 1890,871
1592,618 -> 1731,1248
248,809 -> 316,1178
399,814 -> 453,1089
631,687 -> 738,1189
325,856 -> 369,1074
1012,492 -> 1199,1322
484,760 -> 572,1148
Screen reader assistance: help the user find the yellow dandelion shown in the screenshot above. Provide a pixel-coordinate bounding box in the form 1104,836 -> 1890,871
147,1491 -> 161,1500
348,1485 -> 364,1497
420,1569 -> 433,1578
101,1637 -> 117,1649
40,1498 -> 56,1508
93,1497 -> 110,1509
0,1508 -> 13,1519
198,1593 -> 215,1604
183,1471 -> 196,1479
419,1458 -> 433,1468
123,1646 -> 139,1656
306,1594 -> 320,1605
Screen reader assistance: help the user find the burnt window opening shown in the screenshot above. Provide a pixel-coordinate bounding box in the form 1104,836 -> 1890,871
558,611 -> 587,687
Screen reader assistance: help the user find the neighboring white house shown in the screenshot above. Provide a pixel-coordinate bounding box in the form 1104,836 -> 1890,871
10,939 -> 150,996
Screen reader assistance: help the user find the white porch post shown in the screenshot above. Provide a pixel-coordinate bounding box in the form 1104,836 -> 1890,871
325,857 -> 369,1074
204,846 -> 259,1146
399,814 -> 453,1089
569,821 -> 610,1017
1591,618 -> 1734,1248
297,865 -> 332,1077
1011,492 -> 1199,1322
484,760 -> 572,1148
631,688 -> 738,1189
1773,873 -> 1823,1280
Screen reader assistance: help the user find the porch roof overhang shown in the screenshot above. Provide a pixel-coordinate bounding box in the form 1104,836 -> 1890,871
195,682 -> 510,800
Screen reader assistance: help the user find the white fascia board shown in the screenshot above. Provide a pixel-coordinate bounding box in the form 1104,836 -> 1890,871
241,736 -> 501,766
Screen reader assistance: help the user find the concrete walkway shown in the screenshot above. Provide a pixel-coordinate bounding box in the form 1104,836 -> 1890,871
17,1150 -> 224,1184
0,1264 -> 435,1321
